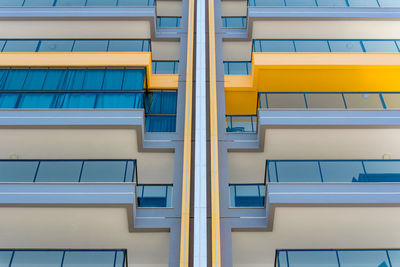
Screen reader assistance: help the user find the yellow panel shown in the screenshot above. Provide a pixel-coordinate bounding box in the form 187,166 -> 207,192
0,52 -> 178,90
225,91 -> 257,115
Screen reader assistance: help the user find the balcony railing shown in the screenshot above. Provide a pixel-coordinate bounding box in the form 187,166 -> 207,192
253,39 -> 400,53
276,249 -> 400,267
0,160 -> 136,183
259,92 -> 400,110
249,0 -> 400,7
0,39 -> 151,52
0,0 -> 155,6
230,184 -> 265,207
224,61 -> 251,75
226,115 -> 257,133
221,16 -> 247,28
156,16 -> 181,28
137,184 -> 173,207
152,60 -> 179,74
0,249 -> 126,267
267,160 -> 400,183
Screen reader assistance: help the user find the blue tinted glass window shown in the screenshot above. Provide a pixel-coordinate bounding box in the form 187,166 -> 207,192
118,0 -> 154,5
115,251 -> 125,267
23,69 -> 47,90
0,161 -> 38,182
38,40 -> 74,52
316,0 -> 347,6
42,69 -> 68,90
145,115 -> 176,132
73,40 -> 108,52
153,61 -> 178,74
294,40 -> 330,52
58,93 -> 96,108
348,0 -> 379,6
55,0 -> 86,6
0,251 -> 12,267
61,69 -> 85,90
388,251 -> 400,267
277,251 -> 288,267
0,41 -> 5,51
276,161 -> 321,182
23,0 -> 55,6
35,161 -> 82,182
2,40 -> 38,52
338,250 -> 390,267
102,69 -> 124,90
267,161 -> 277,182
251,0 -> 285,5
379,0 -> 400,7
108,40 -> 146,52
86,0 -> 118,6
0,94 -> 19,108
362,41 -> 399,52
63,251 -> 116,267
222,17 -> 246,28
259,40 -> 295,52
0,0 -> 24,6
319,161 -> 365,182
231,184 -> 265,207
82,69 -> 105,90
125,161 -> 135,182
11,251 -> 63,267
328,41 -> 364,52
80,161 -> 127,182
288,251 -> 338,267
0,69 -> 8,88
225,62 -> 250,75
96,93 -> 143,109
122,69 -> 145,90
362,161 -> 400,182
286,0 -> 317,6
137,185 -> 172,207
157,17 -> 181,28
18,93 -> 55,108
3,69 -> 28,90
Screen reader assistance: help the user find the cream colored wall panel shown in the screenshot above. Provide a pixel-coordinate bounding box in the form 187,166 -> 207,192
223,41 -> 252,61
0,207 -> 169,266
229,128 -> 400,183
0,129 -> 174,183
0,20 -> 151,38
221,1 -> 247,16
151,41 -> 180,60
233,207 -> 400,266
156,1 -> 182,16
252,20 -> 400,39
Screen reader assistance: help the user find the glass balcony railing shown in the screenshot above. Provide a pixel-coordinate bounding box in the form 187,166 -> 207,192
259,92 -> 400,110
156,16 -> 181,28
276,249 -> 400,267
226,115 -> 257,133
267,160 -> 400,183
137,184 -> 172,207
230,184 -> 265,207
0,250 -> 126,267
221,16 -> 247,28
253,39 -> 400,53
144,90 -> 177,132
249,0 -> 400,7
224,61 -> 251,75
0,160 -> 136,183
152,61 -> 179,74
0,39 -> 151,52
0,0 -> 154,7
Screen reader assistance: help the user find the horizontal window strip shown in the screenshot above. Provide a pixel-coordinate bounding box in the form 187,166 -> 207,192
221,16 -> 247,28
224,61 -> 251,75
152,61 -> 179,74
0,39 -> 151,52
156,17 -> 182,28
0,0 -> 154,6
277,249 -> 400,267
229,184 -> 265,207
137,184 -> 173,207
145,115 -> 176,132
225,115 -> 257,133
267,160 -> 400,183
258,92 -> 400,110
249,0 -> 400,7
0,250 -> 126,267
253,39 -> 400,53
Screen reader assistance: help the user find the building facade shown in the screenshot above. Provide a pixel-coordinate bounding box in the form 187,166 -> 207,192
0,0 -> 400,266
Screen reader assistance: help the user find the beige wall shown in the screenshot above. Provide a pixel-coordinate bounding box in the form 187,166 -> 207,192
223,41 -> 252,61
156,1 -> 182,16
221,1 -> 247,16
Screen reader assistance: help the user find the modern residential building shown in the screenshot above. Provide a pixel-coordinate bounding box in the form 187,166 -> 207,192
0,0 -> 400,266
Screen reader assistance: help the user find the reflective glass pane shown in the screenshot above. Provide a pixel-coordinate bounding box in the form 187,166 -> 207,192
277,251 -> 288,267
35,161 -> 82,182
344,93 -> 383,109
316,0 -> 347,6
102,69 -> 124,90
23,0 -> 55,6
362,41 -> 399,52
288,251 -> 338,267
58,93 -> 96,108
11,251 -> 63,267
82,69 -> 105,90
306,93 -> 345,109
152,61 -> 177,74
259,40 -> 295,52
319,161 -> 365,182
160,92 -> 177,114
122,69 -> 145,90
18,93 -> 55,108
294,41 -> 330,52
38,40 -> 74,52
222,17 -> 246,28
225,62 -> 250,75
80,161 -> 126,182
61,69 -> 85,90
96,93 -> 143,109
286,0 -> 317,6
234,184 -> 260,197
63,251 -> 116,267
55,0 -> 86,6
0,41 -> 5,51
157,17 -> 181,28
363,161 -> 400,182
86,0 -> 118,5
259,93 -> 267,109
115,251 -> 125,267
338,250 -> 390,267
382,93 -> 400,109
388,250 -> 400,267
2,40 -> 38,52
0,0 -> 24,6
145,115 -> 176,132
73,40 -> 108,52
108,40 -> 146,52
348,0 -> 379,6
267,93 -> 306,109
125,161 -> 135,182
42,69 -> 68,90
251,0 -> 285,5
23,69 -> 47,90
379,0 -> 400,7
328,41 -> 364,53
3,69 -> 28,90
0,161 -> 38,182
267,161 -> 277,182
0,94 -> 19,109
231,184 -> 265,207
0,251 -> 12,267
276,161 -> 321,182
231,116 -> 254,132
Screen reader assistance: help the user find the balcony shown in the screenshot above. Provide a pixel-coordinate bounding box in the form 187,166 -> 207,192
230,184 -> 265,207
276,249 -> 400,267
0,0 -> 155,6
221,16 -> 247,28
0,250 -> 126,267
156,16 -> 181,28
249,0 -> 400,7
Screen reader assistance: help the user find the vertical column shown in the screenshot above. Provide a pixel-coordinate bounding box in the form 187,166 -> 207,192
194,0 -> 208,264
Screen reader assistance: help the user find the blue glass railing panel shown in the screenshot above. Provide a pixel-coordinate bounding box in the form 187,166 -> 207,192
226,115 -> 257,133
224,61 -> 251,75
0,0 -> 154,6
254,39 -> 400,53
145,91 -> 177,114
63,251 -> 117,267
12,251 -> 64,267
145,115 -> 176,132
0,160 -> 136,183
157,17 -> 181,28
230,184 -> 266,207
0,39 -> 151,52
285,0 -> 317,6
267,160 -> 400,183
152,61 -> 179,74
221,16 -> 247,28
136,184 -> 173,207
250,0 -> 400,6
